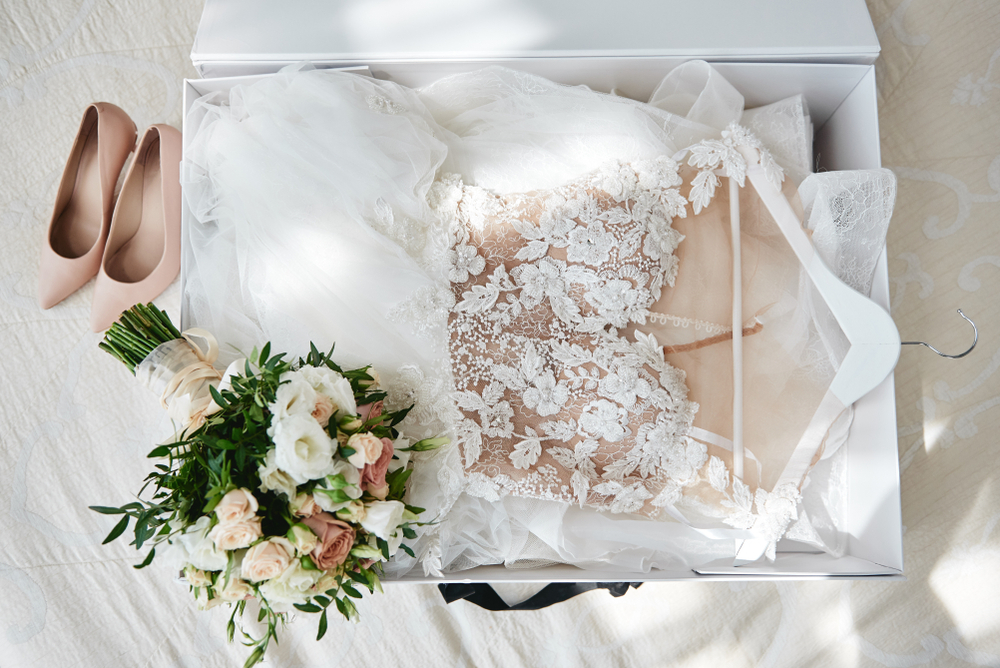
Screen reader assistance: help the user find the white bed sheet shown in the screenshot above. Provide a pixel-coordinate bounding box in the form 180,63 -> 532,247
1,0 -> 999,665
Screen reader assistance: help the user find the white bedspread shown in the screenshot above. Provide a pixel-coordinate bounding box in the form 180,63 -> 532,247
1,0 -> 998,665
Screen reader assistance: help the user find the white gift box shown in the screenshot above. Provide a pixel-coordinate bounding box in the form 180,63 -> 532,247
181,0 -> 901,581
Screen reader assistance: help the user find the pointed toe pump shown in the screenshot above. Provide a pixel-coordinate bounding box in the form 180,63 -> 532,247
39,103 -> 137,309
90,124 -> 182,332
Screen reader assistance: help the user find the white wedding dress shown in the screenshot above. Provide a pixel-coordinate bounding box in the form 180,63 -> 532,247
182,62 -> 895,575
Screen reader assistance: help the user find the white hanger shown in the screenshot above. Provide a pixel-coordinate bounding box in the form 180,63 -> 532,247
739,147 -> 901,408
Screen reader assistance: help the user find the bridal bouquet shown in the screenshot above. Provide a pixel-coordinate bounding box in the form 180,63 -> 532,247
91,304 -> 445,667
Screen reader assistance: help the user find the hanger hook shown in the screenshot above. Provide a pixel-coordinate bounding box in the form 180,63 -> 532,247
901,309 -> 978,359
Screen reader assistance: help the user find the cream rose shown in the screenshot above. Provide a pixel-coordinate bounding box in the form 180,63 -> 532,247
257,449 -> 298,500
272,414 -> 335,484
183,565 -> 212,587
287,523 -> 319,555
214,575 -> 252,603
290,492 -> 320,518
335,500 -> 366,524
346,432 -> 384,468
257,562 -> 321,613
194,586 -> 224,610
359,500 -> 405,541
298,366 -> 357,417
178,516 -> 227,572
214,488 -> 259,523
209,517 -> 262,551
241,537 -> 295,583
269,372 -> 319,422
311,394 -> 335,428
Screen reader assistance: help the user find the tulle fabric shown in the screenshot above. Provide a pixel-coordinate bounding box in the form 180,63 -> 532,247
182,62 -> 894,575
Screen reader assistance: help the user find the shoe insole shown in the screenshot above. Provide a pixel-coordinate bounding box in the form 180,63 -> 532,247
50,122 -> 102,259
105,139 -> 164,283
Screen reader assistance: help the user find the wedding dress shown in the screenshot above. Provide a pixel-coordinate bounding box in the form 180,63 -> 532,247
182,62 -> 895,575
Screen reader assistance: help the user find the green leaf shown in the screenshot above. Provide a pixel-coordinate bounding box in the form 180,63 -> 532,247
260,342 -> 271,366
134,547 -> 156,569
147,444 -> 172,458
89,505 -> 126,515
347,570 -> 369,587
209,384 -> 228,410
342,583 -> 362,599
335,596 -> 349,619
400,543 -> 415,558
294,602 -> 323,613
315,488 -> 352,504
402,526 -> 417,540
313,595 -> 331,607
377,537 -> 390,561
316,608 -> 329,640
102,514 -> 130,544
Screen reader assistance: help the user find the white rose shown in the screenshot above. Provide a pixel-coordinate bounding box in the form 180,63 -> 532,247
214,488 -> 259,523
346,432 -> 383,468
272,414 -> 335,484
269,372 -> 319,422
258,448 -> 299,499
257,562 -> 321,613
178,516 -> 227,572
298,366 -> 357,418
314,461 -> 362,513
209,517 -> 262,551
359,500 -> 405,540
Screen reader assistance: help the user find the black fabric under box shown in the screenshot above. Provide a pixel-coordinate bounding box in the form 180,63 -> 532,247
437,582 -> 643,611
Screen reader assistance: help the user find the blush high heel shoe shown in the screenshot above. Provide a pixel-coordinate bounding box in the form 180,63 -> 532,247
90,124 -> 182,332
39,103 -> 137,309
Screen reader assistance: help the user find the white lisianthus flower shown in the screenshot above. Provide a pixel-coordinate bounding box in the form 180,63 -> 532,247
269,372 -> 319,423
313,461 -> 362,513
388,436 -> 411,472
258,449 -> 298,499
298,365 -> 357,418
178,515 -> 227,572
272,414 -> 335,484
386,527 -> 404,558
360,500 -> 405,540
257,562 -> 322,613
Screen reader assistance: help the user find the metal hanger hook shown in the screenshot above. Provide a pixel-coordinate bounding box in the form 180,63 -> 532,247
901,309 -> 978,359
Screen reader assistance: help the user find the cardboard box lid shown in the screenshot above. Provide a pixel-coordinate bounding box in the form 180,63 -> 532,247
191,0 -> 880,69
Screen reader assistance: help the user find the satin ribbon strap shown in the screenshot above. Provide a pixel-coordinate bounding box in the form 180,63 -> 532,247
180,328 -> 219,365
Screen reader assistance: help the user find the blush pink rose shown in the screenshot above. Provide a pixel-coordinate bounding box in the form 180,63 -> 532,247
302,512 -> 356,570
358,400 -> 383,424
241,537 -> 294,583
361,438 -> 394,500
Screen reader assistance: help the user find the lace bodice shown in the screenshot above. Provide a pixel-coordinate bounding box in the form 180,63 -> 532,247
432,157 -> 700,513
